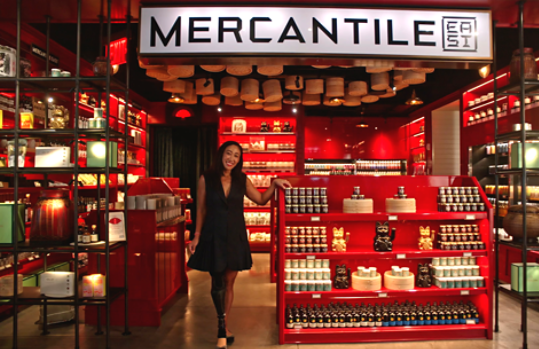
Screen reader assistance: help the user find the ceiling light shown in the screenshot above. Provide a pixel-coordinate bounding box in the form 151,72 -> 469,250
112,64 -> 120,75
168,93 -> 184,103
47,97 -> 53,103
292,108 -> 297,113
356,119 -> 369,128
479,64 -> 490,78
330,96 -> 345,104
283,91 -> 300,104
217,107 -> 222,112
252,93 -> 266,104
405,89 -> 423,106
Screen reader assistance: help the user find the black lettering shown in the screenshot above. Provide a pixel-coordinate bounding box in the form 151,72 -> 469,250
387,20 -> 408,45
374,19 -> 380,45
150,16 -> 181,47
344,18 -> 368,44
189,17 -> 211,43
446,21 -> 458,33
460,22 -> 473,33
218,17 -> 243,43
447,35 -> 459,47
414,21 -> 435,46
461,35 -> 472,47
250,17 -> 272,43
278,17 -> 305,43
313,18 -> 337,44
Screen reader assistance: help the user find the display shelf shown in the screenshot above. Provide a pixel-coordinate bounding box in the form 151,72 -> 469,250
282,324 -> 488,344
0,128 -> 125,139
0,76 -> 126,92
246,225 -> 271,229
284,249 -> 488,260
496,168 -> 539,176
284,286 -> 488,299
220,132 -> 296,136
499,240 -> 539,251
0,241 -> 127,254
119,163 -> 145,168
118,120 -> 146,132
250,240 -> 271,252
497,79 -> 539,96
245,169 -> 294,173
496,130 -> 539,142
284,212 -> 487,222
464,98 -> 499,111
410,146 -> 425,151
0,286 -> 126,306
0,167 -> 123,174
244,150 -> 296,154
498,283 -> 539,299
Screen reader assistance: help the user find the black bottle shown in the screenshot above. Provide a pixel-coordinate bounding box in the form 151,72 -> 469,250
368,305 -> 375,327
375,306 -> 383,327
331,310 -> 339,328
383,306 -> 389,324
352,306 -> 361,327
410,305 -> 417,325
403,307 -> 411,325
389,307 -> 396,326
360,306 -> 368,327
396,306 -> 403,326
417,306 -> 425,325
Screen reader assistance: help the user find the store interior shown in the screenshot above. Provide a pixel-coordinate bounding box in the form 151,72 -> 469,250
1,0 -> 539,348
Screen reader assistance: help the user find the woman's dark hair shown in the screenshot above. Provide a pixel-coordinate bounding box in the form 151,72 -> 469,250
209,141 -> 244,178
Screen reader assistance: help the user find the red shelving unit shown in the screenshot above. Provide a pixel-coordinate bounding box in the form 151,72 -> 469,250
218,114 -> 297,253
275,175 -> 493,345
401,117 -> 426,175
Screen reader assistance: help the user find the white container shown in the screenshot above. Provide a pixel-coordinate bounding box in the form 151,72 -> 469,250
40,272 -> 75,298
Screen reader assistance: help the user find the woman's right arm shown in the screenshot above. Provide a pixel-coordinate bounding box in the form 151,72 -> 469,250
189,175 -> 206,254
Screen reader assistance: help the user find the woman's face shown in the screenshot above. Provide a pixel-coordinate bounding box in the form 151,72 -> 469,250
222,144 -> 241,171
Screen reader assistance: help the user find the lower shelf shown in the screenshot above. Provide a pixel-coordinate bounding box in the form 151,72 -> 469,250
284,286 -> 487,299
282,323 -> 488,344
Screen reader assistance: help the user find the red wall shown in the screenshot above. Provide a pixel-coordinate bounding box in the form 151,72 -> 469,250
304,117 -> 408,160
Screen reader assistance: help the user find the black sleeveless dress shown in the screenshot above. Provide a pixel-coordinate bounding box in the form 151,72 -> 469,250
187,171 -> 253,273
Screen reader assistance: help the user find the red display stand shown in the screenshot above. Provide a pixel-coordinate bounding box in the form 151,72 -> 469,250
275,175 -> 493,344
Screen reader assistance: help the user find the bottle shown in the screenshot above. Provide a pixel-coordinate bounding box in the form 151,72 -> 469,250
367,305 -> 375,327
25,193 -> 32,223
81,226 -> 92,244
339,308 -> 346,328
410,305 -> 417,326
382,305 -> 390,327
389,307 -> 396,327
403,307 -> 411,326
452,306 -> 459,324
445,306 -> 453,325
360,306 -> 368,327
424,303 -> 432,325
324,309 -> 332,328
396,305 -> 403,326
417,306 -> 425,326
353,306 -> 361,328
317,307 -> 325,328
375,306 -> 383,327
331,310 -> 339,328
90,224 -> 99,243
308,309 -> 317,329
345,307 -> 353,328
77,226 -> 84,243
431,302 -> 439,325
459,305 -> 466,325
439,304 -> 446,325
286,306 -> 294,329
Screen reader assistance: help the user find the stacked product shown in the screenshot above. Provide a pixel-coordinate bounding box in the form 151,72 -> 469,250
351,266 -> 381,291
126,194 -> 182,223
386,186 -> 416,213
438,224 -> 485,250
244,212 -> 270,225
284,187 -> 329,214
431,257 -> 485,289
285,300 -> 480,329
437,186 -> 486,212
248,231 -> 271,242
284,226 -> 329,253
284,257 -> 331,292
384,266 -> 415,290
343,186 -> 373,213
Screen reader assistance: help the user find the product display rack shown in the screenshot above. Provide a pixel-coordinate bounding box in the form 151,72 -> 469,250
275,176 -> 493,345
219,115 -> 297,253
493,3 -> 537,348
304,159 -> 407,176
401,117 -> 426,175
0,1 -> 131,348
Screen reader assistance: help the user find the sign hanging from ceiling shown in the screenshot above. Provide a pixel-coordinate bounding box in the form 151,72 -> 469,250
139,6 -> 492,61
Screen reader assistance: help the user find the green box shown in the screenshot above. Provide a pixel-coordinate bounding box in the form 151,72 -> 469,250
87,141 -> 118,168
511,262 -> 539,292
23,275 -> 37,287
0,203 -> 25,245
510,143 -> 539,169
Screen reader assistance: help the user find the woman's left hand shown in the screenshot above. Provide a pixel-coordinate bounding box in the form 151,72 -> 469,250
274,179 -> 292,189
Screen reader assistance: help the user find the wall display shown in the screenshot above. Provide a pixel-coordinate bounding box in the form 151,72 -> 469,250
331,228 -> 350,252
438,186 -> 485,212
285,187 -> 329,214
140,7 -> 492,62
231,119 -> 247,133
373,221 -> 396,252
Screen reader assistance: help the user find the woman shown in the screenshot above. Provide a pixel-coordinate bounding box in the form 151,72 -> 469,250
187,141 -> 291,349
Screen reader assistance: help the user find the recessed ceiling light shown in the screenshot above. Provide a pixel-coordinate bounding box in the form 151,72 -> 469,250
217,107 -> 222,112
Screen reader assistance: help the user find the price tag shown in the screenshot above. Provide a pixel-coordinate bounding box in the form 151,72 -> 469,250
465,215 -> 476,220
460,290 -> 470,296
312,294 -> 321,299
465,320 -> 476,325
463,252 -> 472,257
306,256 -> 316,260
396,254 -> 406,259
293,324 -> 303,329
310,216 -> 321,222
388,215 -> 398,221
378,293 -> 388,298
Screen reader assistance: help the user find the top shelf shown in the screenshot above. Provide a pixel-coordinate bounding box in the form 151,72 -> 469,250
496,130 -> 539,142
497,80 -> 539,96
0,77 -> 126,93
220,132 -> 296,136
284,212 -> 487,222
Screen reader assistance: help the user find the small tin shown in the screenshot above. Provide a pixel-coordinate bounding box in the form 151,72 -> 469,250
320,235 -> 327,244
473,225 -> 479,233
315,281 -> 324,292
299,188 -> 306,196
322,259 -> 330,268
465,187 -> 473,195
292,205 -> 299,213
306,196 -> 313,204
478,203 -> 485,211
453,196 -> 461,203
458,187 -> 466,195
399,194 -> 408,199
306,236 -> 313,244
299,196 -> 306,204
470,203 -> 478,211
440,225 -> 447,233
447,195 -> 454,204
313,227 -> 320,235
320,188 -> 327,196
285,196 -> 292,204
299,204 -> 306,213
285,236 -> 291,244
432,258 -> 440,266
461,195 -> 468,203
285,244 -> 291,253
285,280 -> 292,291
299,244 -> 306,253
285,188 -> 292,196
313,188 -> 320,196
298,236 -> 306,244
313,235 -> 320,244
314,196 -> 321,204
472,187 -> 479,195
398,186 -> 405,195
321,196 -> 328,204
352,195 -> 359,200
291,244 -> 298,253
457,204 -> 464,212
464,203 -> 471,212
439,187 -> 446,195
443,204 -> 451,212
292,196 -> 299,204
321,244 -> 328,253
440,258 -> 448,266
322,204 -> 329,213
469,257 -> 477,265
314,260 -> 322,268
354,186 -> 361,195
320,227 -> 327,236
306,244 -> 314,253
291,227 -> 299,235
313,244 -> 321,253
474,196 -> 482,203
439,195 -> 447,204
306,188 -> 313,196
292,188 -> 299,196
285,205 -> 292,213
306,227 -> 313,235
299,227 -> 306,235
314,204 -> 321,213
451,204 -> 458,212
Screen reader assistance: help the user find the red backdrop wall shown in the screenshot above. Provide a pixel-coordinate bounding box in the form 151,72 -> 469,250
304,117 -> 409,160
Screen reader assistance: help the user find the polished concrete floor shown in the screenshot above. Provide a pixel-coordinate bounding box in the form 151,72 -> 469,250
0,253 -> 538,349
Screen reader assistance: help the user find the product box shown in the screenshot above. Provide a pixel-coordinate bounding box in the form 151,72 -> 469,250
92,274 -> 106,297
510,143 -> 539,169
511,262 -> 539,292
40,272 -> 75,298
87,141 -> 118,168
0,203 -> 25,245
82,276 -> 93,298
35,147 -> 71,168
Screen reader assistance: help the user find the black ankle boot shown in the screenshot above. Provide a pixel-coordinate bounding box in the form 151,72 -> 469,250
217,315 -> 227,349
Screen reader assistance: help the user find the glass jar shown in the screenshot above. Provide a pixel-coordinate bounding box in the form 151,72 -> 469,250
510,48 -> 538,84
30,189 -> 74,245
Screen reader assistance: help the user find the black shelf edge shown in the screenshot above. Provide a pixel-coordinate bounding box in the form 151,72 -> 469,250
496,131 -> 539,142
498,240 -> 539,251
496,168 -> 539,176
0,241 -> 127,254
498,283 -> 539,299
0,76 -> 126,92
497,80 -> 539,96
0,167 -> 123,174
0,129 -> 126,140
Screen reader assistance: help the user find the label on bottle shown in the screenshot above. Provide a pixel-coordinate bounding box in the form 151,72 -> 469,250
388,215 -> 398,221
310,216 -> 320,222
91,234 -> 98,243
460,290 -> 470,295
312,294 -> 321,299
465,214 -> 476,220
82,235 -> 91,244
378,293 -> 388,298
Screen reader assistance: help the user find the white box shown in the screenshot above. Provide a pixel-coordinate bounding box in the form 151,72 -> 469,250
35,147 -> 71,168
40,272 -> 75,298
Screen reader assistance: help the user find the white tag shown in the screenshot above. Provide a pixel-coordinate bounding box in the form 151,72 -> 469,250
397,254 -> 406,259
378,293 -> 388,298
306,256 -> 316,260
465,215 -> 475,220
388,215 -> 398,221
312,294 -> 321,299
460,290 -> 470,296
463,252 -> 472,257
310,216 -> 320,222
465,320 -> 476,325
293,324 -> 303,329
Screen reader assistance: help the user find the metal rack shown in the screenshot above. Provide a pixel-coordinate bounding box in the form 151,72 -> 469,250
0,0 -> 131,348
493,2 -> 536,348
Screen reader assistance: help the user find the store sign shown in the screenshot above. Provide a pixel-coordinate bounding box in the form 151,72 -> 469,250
31,44 -> 59,65
139,7 -> 492,61
108,38 -> 128,66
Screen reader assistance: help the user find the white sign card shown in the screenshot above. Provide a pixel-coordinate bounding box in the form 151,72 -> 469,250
139,6 -> 492,61
108,212 -> 126,242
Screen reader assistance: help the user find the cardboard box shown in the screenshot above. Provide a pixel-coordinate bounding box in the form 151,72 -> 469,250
87,141 -> 118,168
0,203 -> 25,245
511,262 -> 539,292
35,147 -> 71,168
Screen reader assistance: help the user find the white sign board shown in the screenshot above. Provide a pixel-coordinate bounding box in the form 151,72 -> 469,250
139,6 -> 492,61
